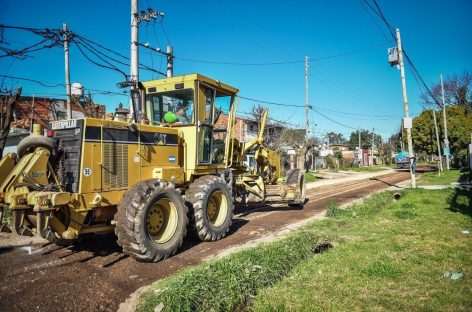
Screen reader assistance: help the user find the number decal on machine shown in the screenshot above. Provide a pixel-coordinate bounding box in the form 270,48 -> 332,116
83,168 -> 92,176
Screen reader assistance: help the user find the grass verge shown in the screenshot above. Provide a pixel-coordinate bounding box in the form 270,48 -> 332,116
419,168 -> 471,186
138,188 -> 471,312
137,230 -> 324,312
252,188 -> 472,311
344,166 -> 390,172
305,171 -> 316,182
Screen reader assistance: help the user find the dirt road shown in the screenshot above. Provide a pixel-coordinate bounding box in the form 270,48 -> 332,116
0,170 -> 413,312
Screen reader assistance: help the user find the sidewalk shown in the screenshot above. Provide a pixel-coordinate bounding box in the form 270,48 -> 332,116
306,168 -> 396,190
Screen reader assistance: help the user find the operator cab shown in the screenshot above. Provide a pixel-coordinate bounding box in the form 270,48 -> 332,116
142,74 -> 239,127
142,74 -> 239,165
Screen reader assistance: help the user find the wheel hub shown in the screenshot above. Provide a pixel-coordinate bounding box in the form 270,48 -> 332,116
146,198 -> 178,244
147,206 -> 165,234
206,191 -> 228,227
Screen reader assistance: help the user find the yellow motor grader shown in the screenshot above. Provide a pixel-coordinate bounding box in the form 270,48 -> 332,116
0,74 -> 306,262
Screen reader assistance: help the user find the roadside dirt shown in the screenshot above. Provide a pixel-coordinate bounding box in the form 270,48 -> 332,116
0,170 -> 416,312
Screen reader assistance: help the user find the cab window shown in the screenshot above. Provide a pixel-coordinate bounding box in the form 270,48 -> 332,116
145,89 -> 194,125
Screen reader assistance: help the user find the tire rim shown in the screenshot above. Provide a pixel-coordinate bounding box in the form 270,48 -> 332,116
146,198 -> 178,244
207,190 -> 228,228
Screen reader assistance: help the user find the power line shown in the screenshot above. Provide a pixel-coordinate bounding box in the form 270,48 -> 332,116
0,75 -> 130,96
73,33 -> 167,77
173,41 -> 391,66
312,41 -> 392,61
71,37 -> 128,78
312,108 -> 359,130
314,106 -> 398,118
0,74 -> 64,88
175,57 -> 304,66
238,95 -> 310,108
0,25 -> 64,59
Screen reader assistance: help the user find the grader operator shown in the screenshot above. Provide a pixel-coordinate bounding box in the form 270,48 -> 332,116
0,74 -> 306,262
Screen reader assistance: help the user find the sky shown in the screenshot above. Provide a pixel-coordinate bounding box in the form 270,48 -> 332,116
1,0 -> 471,140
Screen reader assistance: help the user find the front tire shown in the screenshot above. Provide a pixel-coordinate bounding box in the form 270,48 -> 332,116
186,176 -> 234,241
114,179 -> 188,262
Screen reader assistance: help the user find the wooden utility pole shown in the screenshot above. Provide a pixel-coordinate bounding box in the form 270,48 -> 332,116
305,55 -> 309,170
63,23 -> 72,120
440,73 -> 450,170
432,109 -> 443,174
396,28 -> 416,188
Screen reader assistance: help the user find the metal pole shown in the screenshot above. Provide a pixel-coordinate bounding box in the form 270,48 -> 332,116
167,45 -> 174,77
63,23 -> 72,120
440,73 -> 450,170
305,56 -> 309,170
396,28 -> 416,188
432,109 -> 443,175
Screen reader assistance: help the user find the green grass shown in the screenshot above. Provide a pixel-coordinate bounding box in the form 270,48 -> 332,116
305,171 -> 316,183
137,230 -> 323,312
137,188 -> 472,312
252,188 -> 472,312
344,165 -> 390,172
419,168 -> 471,186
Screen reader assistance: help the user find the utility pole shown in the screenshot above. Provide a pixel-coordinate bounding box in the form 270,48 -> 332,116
305,55 -> 309,170
440,73 -> 450,170
396,28 -> 416,188
371,127 -> 375,158
129,0 -> 165,123
358,128 -> 362,166
130,0 -> 139,83
358,129 -> 361,150
167,45 -> 174,77
432,109 -> 443,174
63,23 -> 72,120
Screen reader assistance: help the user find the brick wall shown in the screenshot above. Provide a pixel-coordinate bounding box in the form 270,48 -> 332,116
0,96 -> 106,129
214,113 -> 247,142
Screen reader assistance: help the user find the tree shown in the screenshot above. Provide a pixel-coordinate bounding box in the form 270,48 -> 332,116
324,132 -> 346,145
421,71 -> 472,112
248,104 -> 286,152
347,129 -> 382,150
411,105 -> 472,166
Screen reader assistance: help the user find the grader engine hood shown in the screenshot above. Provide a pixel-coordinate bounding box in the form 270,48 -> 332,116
50,117 -> 181,194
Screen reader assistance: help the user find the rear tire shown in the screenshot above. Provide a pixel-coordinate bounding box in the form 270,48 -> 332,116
286,169 -> 306,206
186,176 -> 234,242
114,179 -> 188,262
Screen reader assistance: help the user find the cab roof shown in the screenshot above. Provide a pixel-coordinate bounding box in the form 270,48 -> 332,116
142,73 -> 239,95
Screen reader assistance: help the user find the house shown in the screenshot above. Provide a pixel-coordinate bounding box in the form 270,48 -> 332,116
214,113 -> 305,170
214,113 -> 285,143
0,96 -> 106,131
